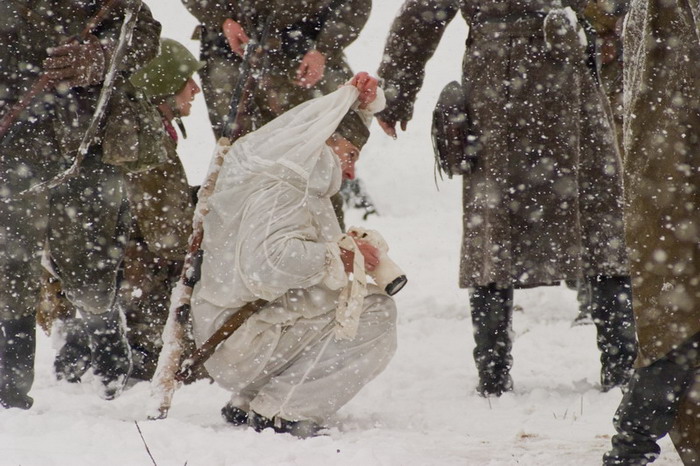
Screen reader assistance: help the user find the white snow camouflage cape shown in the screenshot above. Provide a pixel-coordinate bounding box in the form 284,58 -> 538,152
195,83 -> 386,340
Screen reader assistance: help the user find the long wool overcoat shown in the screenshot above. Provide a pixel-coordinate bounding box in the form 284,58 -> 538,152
378,0 -> 629,288
623,0 -> 700,367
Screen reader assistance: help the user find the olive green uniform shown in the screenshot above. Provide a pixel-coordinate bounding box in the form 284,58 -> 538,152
120,130 -> 197,381
182,0 -> 369,136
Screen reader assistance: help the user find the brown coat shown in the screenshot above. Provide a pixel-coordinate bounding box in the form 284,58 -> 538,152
622,0 -> 700,366
378,0 -> 628,288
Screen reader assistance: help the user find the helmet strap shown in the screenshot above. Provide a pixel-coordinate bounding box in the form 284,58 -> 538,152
174,117 -> 188,139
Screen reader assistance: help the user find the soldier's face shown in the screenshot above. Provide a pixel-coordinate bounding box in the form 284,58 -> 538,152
174,78 -> 201,117
327,135 -> 360,181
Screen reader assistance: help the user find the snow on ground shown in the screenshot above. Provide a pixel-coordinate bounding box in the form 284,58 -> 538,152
0,2 -> 683,465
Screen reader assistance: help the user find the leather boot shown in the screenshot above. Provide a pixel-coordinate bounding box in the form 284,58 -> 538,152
54,317 -> 92,383
0,315 -> 36,409
248,411 -> 323,439
470,283 -> 514,396
221,403 -> 249,426
603,351 -> 696,465
589,275 -> 637,391
82,306 -> 132,400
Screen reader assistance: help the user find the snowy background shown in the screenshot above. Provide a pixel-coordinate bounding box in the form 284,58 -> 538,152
0,1 -> 683,465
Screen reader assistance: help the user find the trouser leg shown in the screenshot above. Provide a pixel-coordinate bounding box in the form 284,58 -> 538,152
0,315 -> 36,409
81,305 -> 132,399
0,151 -> 51,409
49,156 -> 131,399
249,294 -> 397,424
120,238 -> 174,381
569,278 -> 593,325
470,283 -> 514,396
589,275 -> 637,391
604,336 -> 699,465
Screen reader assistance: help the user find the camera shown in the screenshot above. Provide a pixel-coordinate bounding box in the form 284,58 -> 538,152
348,227 -> 407,296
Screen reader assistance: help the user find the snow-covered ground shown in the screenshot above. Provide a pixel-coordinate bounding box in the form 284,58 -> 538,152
0,2 -> 683,465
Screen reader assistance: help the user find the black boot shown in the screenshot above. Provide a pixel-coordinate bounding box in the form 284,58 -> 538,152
248,411 -> 323,439
221,403 -> 249,426
470,284 -> 514,397
54,317 -> 91,383
589,276 -> 637,391
603,351 -> 696,465
82,307 -> 132,400
0,315 -> 36,409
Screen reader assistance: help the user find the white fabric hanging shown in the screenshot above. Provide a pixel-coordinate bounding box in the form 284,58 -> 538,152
194,83 -> 385,341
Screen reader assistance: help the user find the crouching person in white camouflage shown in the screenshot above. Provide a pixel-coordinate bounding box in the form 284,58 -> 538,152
190,73 -> 397,438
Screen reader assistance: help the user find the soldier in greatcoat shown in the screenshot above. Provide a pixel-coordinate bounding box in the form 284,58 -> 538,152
0,0 -> 161,407
603,0 -> 700,463
377,0 -> 636,396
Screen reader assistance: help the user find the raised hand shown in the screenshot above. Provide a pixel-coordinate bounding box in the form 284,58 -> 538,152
295,49 -> 326,88
350,71 -> 378,109
223,18 -> 249,57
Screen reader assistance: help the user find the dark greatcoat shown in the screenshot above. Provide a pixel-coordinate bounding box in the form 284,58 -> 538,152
623,0 -> 700,367
181,0 -> 370,132
378,0 -> 629,289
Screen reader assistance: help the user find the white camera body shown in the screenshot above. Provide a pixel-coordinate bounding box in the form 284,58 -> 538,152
348,227 -> 407,296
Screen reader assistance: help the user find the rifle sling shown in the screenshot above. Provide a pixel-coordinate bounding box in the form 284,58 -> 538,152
176,298 -> 268,380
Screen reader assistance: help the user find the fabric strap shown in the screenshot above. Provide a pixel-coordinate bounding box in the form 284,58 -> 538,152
334,234 -> 368,340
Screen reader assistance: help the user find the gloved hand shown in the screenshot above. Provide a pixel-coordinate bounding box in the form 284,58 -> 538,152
43,34 -> 107,88
543,8 -> 586,63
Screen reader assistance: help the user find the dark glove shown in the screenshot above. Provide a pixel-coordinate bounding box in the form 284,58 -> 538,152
543,10 -> 585,63
43,34 -> 107,88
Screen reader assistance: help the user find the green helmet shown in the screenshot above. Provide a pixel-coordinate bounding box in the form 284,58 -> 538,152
130,38 -> 204,98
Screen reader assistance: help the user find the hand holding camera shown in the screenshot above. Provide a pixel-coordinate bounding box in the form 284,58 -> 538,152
345,227 -> 407,296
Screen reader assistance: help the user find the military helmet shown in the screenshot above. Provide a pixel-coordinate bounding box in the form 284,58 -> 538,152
130,38 -> 204,98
